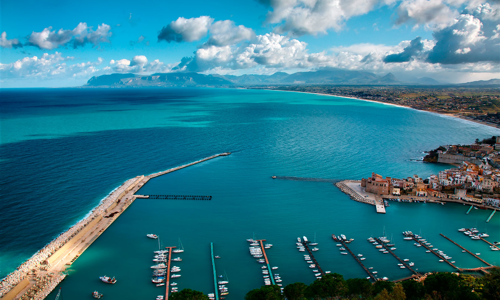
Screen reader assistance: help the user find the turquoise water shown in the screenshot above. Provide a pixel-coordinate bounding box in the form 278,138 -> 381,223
0,88 -> 499,299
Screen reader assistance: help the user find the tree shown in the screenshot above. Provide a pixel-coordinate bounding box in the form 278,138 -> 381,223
401,280 -> 425,300
345,278 -> 373,298
373,281 -> 395,296
391,283 -> 406,300
170,288 -> 209,300
424,272 -> 460,299
374,289 -> 391,300
481,267 -> 500,300
245,285 -> 283,300
284,282 -> 307,300
304,273 -> 347,300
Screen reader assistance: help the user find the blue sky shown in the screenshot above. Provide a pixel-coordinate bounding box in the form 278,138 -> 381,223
1,0 -> 499,87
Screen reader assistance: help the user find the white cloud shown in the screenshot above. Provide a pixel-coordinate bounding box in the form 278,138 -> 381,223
206,20 -> 255,46
395,0 -> 458,29
109,55 -> 174,73
0,32 -> 22,48
28,22 -> 112,50
158,16 -> 213,43
259,0 -> 385,36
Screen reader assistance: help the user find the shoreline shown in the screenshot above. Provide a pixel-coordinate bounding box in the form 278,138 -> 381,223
260,88 -> 500,130
0,152 -> 231,300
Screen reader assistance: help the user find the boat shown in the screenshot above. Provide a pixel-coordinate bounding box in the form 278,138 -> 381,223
309,264 -> 316,268
372,271 -> 378,274
171,282 -> 177,286
172,239 -> 184,253
403,259 -> 409,262
147,234 -> 158,239
341,252 -> 348,255
332,234 -> 337,241
404,237 -> 413,240
171,274 -> 181,278
272,266 -> 278,270
154,250 -> 168,254
471,236 -> 480,240
99,276 -> 117,284
476,253 -> 481,256
307,260 -> 313,263
426,250 -> 431,253
172,257 -> 182,261
400,266 -> 406,269
339,247 -> 345,251
382,277 -> 389,281
479,233 -> 489,238
156,283 -> 165,287
303,236 -> 308,242
218,281 -> 229,284
156,296 -> 164,300
458,228 -> 466,232
409,262 -> 415,266
151,264 -> 167,269
336,244 -> 342,247
368,267 -> 373,270
297,237 -> 301,243
357,254 -> 363,257
312,247 -> 319,251
152,278 -> 165,283
390,247 -> 397,251
360,257 -> 366,261
92,291 -> 103,299
491,246 -> 499,251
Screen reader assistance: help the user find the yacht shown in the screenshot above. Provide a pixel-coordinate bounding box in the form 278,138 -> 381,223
409,262 -> 415,266
390,247 -> 397,251
147,234 -> 158,239
309,264 -> 316,268
312,247 -> 319,252
471,235 -> 480,240
156,283 -> 165,287
171,274 -> 181,278
152,278 -> 165,284
479,233 -> 489,238
339,247 -> 345,251
357,254 -> 363,257
151,264 -> 167,269
341,252 -> 348,255
297,237 -> 301,243
272,266 -> 278,270
491,246 -> 499,251
172,257 -> 182,261
403,259 -> 409,262
99,276 -> 117,284
458,228 -> 466,232
360,257 -> 366,261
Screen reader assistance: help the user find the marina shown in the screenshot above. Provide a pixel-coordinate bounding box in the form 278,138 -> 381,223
301,238 -> 325,276
210,243 -> 219,300
373,237 -> 419,275
405,233 -> 459,269
257,239 -> 275,286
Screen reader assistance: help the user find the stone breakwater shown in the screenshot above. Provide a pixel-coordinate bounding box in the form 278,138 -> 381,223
335,180 -> 375,205
0,176 -> 140,299
20,273 -> 66,300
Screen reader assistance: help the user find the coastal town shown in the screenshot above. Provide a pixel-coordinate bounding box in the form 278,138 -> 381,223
338,137 -> 500,217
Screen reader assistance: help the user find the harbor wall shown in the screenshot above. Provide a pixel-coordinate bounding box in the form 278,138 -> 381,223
437,153 -> 481,165
2,278 -> 30,300
47,215 -> 103,265
336,180 -> 375,205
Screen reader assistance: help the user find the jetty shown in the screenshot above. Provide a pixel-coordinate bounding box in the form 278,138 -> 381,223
257,240 -> 275,285
1,152 -> 231,300
145,195 -> 212,200
374,238 -> 419,275
486,210 -> 496,222
338,238 -> 377,281
439,234 -> 491,266
478,237 -> 500,250
336,180 -> 385,214
165,246 -> 176,300
410,235 -> 458,269
302,241 -> 325,276
210,243 -> 219,300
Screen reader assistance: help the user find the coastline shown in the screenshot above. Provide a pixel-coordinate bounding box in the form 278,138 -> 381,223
0,152 -> 230,300
261,88 -> 500,130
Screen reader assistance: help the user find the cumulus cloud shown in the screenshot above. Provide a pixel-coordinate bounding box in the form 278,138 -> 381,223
384,37 -> 425,62
0,32 -> 22,48
28,23 -> 112,50
394,0 -> 458,29
426,5 -> 500,64
158,16 -> 213,43
109,55 -> 174,73
0,52 -> 104,79
206,20 -> 255,46
258,0 -> 385,36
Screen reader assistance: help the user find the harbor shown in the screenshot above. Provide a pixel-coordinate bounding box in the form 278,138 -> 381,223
337,235 -> 377,282
0,153 -> 231,300
439,234 -> 492,267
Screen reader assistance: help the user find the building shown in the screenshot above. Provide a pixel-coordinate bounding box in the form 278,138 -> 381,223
362,173 -> 391,195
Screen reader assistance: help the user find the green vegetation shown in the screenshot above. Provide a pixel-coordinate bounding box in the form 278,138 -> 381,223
170,288 -> 209,300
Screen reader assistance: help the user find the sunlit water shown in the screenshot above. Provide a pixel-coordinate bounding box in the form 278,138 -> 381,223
0,88 -> 498,299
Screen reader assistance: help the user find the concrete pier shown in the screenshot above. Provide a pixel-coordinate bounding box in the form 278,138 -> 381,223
466,205 -> 474,214
165,246 -> 176,300
302,241 -> 325,276
336,181 -> 385,213
257,240 -> 275,285
486,210 -> 496,222
211,243 -> 219,300
439,234 -> 491,266
338,238 -> 377,281
374,238 -> 419,275
410,235 -> 458,269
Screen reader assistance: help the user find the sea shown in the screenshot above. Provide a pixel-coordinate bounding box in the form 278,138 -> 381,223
0,88 -> 499,300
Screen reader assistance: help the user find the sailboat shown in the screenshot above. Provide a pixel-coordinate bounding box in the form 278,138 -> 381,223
309,232 -> 318,246
172,239 -> 184,253
54,288 -> 62,300
218,270 -> 229,284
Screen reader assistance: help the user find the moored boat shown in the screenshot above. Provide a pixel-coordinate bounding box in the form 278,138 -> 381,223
147,234 -> 158,239
92,291 -> 103,299
99,276 -> 117,284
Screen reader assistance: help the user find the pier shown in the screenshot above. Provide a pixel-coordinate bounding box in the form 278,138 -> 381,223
466,205 -> 474,214
478,237 -> 500,250
486,210 -> 496,222
439,234 -> 491,266
410,236 -> 458,269
210,243 -> 219,300
338,239 -> 377,281
165,246 -> 176,300
302,241 -> 325,276
257,240 -> 275,285
336,181 -> 385,214
146,195 -> 212,200
374,238 -> 419,275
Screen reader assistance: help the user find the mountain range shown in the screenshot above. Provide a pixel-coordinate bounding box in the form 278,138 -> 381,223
84,69 -> 499,87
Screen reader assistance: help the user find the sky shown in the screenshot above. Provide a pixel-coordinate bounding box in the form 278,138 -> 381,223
1,0 -> 500,87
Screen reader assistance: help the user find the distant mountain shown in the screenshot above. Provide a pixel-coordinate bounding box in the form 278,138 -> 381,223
460,78 -> 500,87
85,69 -> 464,87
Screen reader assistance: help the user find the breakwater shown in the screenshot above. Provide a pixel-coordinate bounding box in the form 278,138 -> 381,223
0,153 -> 231,300
335,181 -> 375,206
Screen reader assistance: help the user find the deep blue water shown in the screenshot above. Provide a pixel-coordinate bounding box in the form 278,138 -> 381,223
0,88 -> 499,299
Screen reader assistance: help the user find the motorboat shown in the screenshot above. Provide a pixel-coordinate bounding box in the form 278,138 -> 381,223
357,254 -> 363,257
309,264 -> 316,268
172,257 -> 182,261
147,234 -> 158,239
360,257 -> 366,261
390,247 -> 397,251
403,259 -> 409,262
151,264 -> 167,269
479,233 -> 489,238
99,276 -> 117,284
409,262 -> 415,266
340,252 -> 348,255
156,283 -> 165,287
152,278 -> 165,283
339,247 -> 345,251
272,266 -> 278,270
171,274 -> 181,278
92,291 -> 103,299
307,260 -> 313,263
332,234 -> 337,241
297,237 -> 301,243
458,228 -> 466,232
312,247 -> 319,251
156,296 -> 164,300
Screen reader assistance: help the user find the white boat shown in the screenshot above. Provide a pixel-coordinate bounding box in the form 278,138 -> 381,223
272,266 -> 278,270
409,262 -> 415,266
307,260 -> 313,263
439,260 -> 444,262
313,269 -> 319,273
471,236 -> 480,240
426,250 -> 431,253
147,234 -> 158,239
479,233 -> 489,238
171,282 -> 178,286
218,281 -> 229,284
172,257 -> 182,261
475,253 -> 481,256
151,264 -> 166,269
404,237 -> 413,240
400,266 -> 406,269
315,273 -> 321,277
156,296 -> 164,300
154,250 -> 168,254
99,276 -> 117,284
171,274 -> 181,278
152,278 -> 165,284
360,257 -> 366,261
357,254 -> 363,257
336,244 -> 342,247
309,264 -> 316,268
156,283 -> 165,287
458,228 -> 466,232
172,239 -> 184,253
491,246 -> 499,251
339,247 -> 345,251
404,259 -> 409,262
372,271 -> 378,274
390,247 -> 397,251
92,291 -> 103,299
312,247 -> 319,251
303,236 -> 308,242
297,237 -> 301,243
341,252 -> 348,255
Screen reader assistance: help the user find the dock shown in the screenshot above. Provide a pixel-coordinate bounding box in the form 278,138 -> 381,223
302,241 -> 325,276
165,246 -> 176,300
257,240 -> 275,285
439,234 -> 491,266
335,181 -> 385,213
486,210 -> 496,222
466,205 -> 474,214
478,237 -> 500,250
374,238 -> 419,275
211,243 -> 219,300
146,195 -> 212,200
410,235 -> 458,269
338,238 -> 377,281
